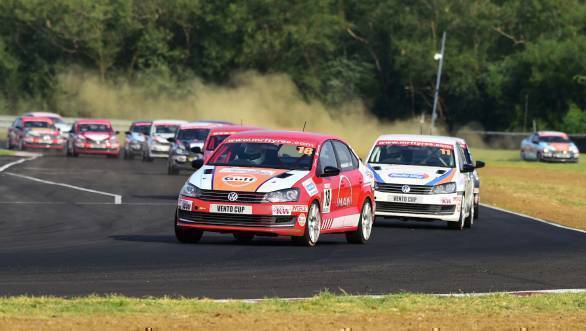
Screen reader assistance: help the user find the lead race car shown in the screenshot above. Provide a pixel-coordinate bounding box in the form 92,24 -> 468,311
65,119 -> 120,157
366,134 -> 483,230
175,131 -> 375,246
521,131 -> 579,162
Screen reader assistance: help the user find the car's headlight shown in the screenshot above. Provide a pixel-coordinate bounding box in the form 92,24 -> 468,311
264,188 -> 299,202
176,145 -> 187,154
431,182 -> 456,194
570,145 -> 579,153
109,136 -> 118,142
542,147 -> 553,153
180,183 -> 202,198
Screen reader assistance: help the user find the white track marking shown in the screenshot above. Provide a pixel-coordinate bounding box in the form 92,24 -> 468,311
5,172 -> 122,205
480,203 -> 586,234
0,155 -> 40,172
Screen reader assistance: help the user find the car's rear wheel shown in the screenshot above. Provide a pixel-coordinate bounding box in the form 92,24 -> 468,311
6,138 -> 13,150
464,202 -> 474,228
233,232 -> 254,243
143,150 -> 153,162
299,202 -> 321,247
346,199 -> 373,244
175,221 -> 203,244
447,206 -> 465,230
17,139 -> 24,150
168,161 -> 179,175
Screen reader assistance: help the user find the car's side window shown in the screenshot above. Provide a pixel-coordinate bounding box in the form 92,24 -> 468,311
456,144 -> 467,171
332,140 -> 356,172
318,141 -> 338,175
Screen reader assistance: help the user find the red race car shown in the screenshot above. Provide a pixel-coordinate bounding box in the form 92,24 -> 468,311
7,116 -> 65,150
202,125 -> 263,162
175,131 -> 375,246
65,119 -> 120,158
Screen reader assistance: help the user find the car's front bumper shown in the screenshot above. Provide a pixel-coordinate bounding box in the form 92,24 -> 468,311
23,141 -> 65,150
541,151 -> 579,162
175,195 -> 308,236
74,144 -> 120,155
374,190 -> 462,222
170,154 -> 202,170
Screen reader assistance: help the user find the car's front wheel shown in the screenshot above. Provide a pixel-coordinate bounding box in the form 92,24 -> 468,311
299,202 -> 321,247
447,206 -> 465,230
346,199 -> 373,244
175,222 -> 203,244
168,160 -> 179,175
464,202 -> 474,228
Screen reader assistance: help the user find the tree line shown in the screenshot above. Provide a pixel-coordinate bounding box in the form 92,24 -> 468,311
0,0 -> 585,132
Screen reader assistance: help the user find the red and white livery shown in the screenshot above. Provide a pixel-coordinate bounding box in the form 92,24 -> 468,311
7,116 -> 65,150
175,131 -> 375,246
65,119 -> 120,157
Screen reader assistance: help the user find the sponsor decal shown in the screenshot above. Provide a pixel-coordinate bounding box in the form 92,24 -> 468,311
222,175 -> 257,187
297,213 -> 307,227
321,218 -> 334,230
336,175 -> 353,208
302,178 -> 318,196
219,167 -> 276,176
389,173 -> 430,179
227,192 -> 239,201
225,137 -> 316,148
292,205 -> 308,213
322,187 -> 332,213
376,140 -> 454,150
178,198 -> 193,211
210,204 -> 252,214
272,205 -> 292,216
440,197 -> 452,205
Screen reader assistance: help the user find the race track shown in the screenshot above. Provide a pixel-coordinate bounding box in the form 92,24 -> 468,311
0,154 -> 585,298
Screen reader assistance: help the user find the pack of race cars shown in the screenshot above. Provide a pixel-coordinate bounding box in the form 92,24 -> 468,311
13,113 -> 581,245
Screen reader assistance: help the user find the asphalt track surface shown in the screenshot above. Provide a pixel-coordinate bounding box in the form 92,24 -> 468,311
0,153 -> 585,299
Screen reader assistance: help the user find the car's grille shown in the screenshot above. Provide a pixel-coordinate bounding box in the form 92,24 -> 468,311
376,183 -> 433,194
177,210 -> 294,227
376,201 -> 455,215
198,190 -> 266,204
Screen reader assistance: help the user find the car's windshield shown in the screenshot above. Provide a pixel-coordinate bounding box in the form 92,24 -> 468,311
369,142 -> 456,168
540,136 -> 570,143
155,125 -> 179,135
132,124 -> 151,134
206,134 -> 230,151
209,142 -> 315,170
177,128 -> 210,141
78,124 -> 112,132
24,121 -> 54,129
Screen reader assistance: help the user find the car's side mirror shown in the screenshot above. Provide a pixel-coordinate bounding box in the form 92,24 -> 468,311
191,159 -> 204,169
321,166 -> 340,177
167,137 -> 176,143
125,131 -> 131,135
475,160 -> 485,169
190,146 -> 202,154
115,130 -> 120,135
461,164 -> 475,173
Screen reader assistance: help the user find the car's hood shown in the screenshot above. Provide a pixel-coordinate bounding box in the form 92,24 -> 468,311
189,166 -> 310,193
367,163 -> 455,186
128,132 -> 145,142
179,139 -> 204,149
541,142 -> 574,152
55,123 -> 71,132
81,132 -> 114,142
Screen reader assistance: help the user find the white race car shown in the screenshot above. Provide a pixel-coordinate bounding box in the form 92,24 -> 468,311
521,131 -> 579,163
365,134 -> 483,230
142,120 -> 187,161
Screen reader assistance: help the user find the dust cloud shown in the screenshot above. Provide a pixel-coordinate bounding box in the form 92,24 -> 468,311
55,70 -> 442,155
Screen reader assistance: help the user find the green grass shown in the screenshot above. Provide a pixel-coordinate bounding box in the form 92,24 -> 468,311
0,149 -> 15,156
1,292 -> 585,317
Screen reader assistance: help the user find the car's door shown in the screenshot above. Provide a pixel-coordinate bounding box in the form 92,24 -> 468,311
529,133 -> 540,159
331,140 -> 363,224
314,140 -> 340,230
456,143 -> 473,213
7,118 -> 18,145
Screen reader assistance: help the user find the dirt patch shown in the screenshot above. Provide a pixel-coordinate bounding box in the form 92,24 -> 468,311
479,166 -> 586,230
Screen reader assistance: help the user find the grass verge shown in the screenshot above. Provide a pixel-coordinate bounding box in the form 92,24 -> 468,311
1,292 -> 585,330
472,148 -> 586,230
0,149 -> 16,156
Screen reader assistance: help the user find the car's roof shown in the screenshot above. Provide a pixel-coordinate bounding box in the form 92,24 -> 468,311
75,119 -> 113,125
208,125 -> 263,135
179,121 -> 226,129
21,116 -> 53,123
152,120 -> 187,126
538,131 -> 568,138
374,134 -> 457,146
132,120 -> 152,125
24,112 -> 62,118
225,130 -> 340,147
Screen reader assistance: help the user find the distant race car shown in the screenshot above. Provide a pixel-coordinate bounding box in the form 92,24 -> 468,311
521,131 -> 580,162
123,120 -> 152,160
65,119 -> 120,158
167,121 -> 228,174
202,125 -> 263,162
23,112 -> 71,137
366,134 -> 483,230
6,116 -> 65,150
142,120 -> 187,161
175,131 -> 375,246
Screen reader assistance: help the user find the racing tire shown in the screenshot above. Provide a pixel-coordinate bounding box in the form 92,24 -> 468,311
123,149 -> 129,160
298,201 -> 321,247
537,152 -> 543,162
464,203 -> 474,228
520,150 -> 526,160
71,148 -> 79,157
233,232 -> 255,243
143,150 -> 153,162
175,223 -> 203,244
168,161 -> 180,175
447,207 -> 465,230
346,199 -> 374,244
474,202 -> 479,220
6,139 -> 13,150
17,140 -> 24,151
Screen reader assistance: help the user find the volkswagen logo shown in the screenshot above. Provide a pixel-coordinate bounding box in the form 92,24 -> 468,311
401,185 -> 411,193
227,192 -> 239,201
